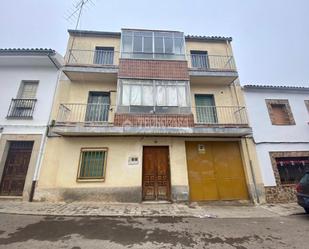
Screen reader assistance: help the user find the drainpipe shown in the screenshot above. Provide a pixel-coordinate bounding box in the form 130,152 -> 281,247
29,58 -> 62,202
29,126 -> 48,202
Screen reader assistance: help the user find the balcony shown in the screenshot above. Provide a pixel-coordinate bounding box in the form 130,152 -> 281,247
7,98 -> 37,119
62,49 -> 119,82
193,106 -> 248,126
188,54 -> 238,85
56,103 -> 114,125
52,103 -> 251,137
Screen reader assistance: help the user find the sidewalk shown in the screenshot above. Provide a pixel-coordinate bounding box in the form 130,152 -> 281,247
0,200 -> 304,218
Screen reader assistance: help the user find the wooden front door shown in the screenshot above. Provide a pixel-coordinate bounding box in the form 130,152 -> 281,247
0,141 -> 33,196
142,146 -> 171,201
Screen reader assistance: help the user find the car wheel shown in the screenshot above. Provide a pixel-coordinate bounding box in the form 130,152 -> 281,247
305,208 -> 309,214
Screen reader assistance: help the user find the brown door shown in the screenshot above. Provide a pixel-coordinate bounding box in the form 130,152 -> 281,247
0,141 -> 34,196
186,141 -> 249,201
142,146 -> 171,201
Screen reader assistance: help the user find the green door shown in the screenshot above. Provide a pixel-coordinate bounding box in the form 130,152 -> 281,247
85,92 -> 110,122
195,95 -> 217,124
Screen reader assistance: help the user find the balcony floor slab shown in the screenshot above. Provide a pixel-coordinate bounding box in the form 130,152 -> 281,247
189,70 -> 238,85
63,65 -> 118,82
51,125 -> 252,137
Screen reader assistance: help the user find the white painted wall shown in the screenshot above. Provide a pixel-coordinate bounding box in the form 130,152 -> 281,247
244,89 -> 309,143
244,88 -> 309,186
0,64 -> 60,135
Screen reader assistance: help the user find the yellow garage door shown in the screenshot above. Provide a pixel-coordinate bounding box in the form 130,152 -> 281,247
186,141 -> 249,201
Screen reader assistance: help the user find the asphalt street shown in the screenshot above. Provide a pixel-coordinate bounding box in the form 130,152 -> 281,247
0,213 -> 308,248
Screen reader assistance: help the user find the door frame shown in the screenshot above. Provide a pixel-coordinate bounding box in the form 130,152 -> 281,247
0,140 -> 34,197
141,145 -> 172,202
0,135 -> 41,201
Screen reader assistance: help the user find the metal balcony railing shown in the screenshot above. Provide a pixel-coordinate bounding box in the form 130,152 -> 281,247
65,49 -> 236,72
189,54 -> 236,71
194,106 -> 248,125
56,103 -> 113,125
66,49 -> 117,65
56,103 -> 248,127
7,98 -> 37,119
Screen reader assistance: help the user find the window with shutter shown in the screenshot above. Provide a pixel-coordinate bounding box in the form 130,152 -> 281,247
265,99 -> 295,125
270,104 -> 290,125
18,81 -> 38,99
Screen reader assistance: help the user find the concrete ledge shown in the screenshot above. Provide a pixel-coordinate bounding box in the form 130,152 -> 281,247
51,125 -> 252,137
189,69 -> 238,78
63,65 -> 118,74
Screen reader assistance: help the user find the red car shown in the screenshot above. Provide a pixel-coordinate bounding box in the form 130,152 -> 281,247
296,172 -> 309,214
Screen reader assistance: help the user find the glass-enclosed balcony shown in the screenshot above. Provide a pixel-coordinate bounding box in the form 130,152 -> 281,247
121,29 -> 186,60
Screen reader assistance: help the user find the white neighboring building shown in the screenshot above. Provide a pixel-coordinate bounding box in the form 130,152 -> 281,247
0,48 -> 63,201
243,85 -> 309,203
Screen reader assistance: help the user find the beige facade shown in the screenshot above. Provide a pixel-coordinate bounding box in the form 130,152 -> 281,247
36,135 -> 264,203
34,28 -> 265,204
36,137 -> 189,202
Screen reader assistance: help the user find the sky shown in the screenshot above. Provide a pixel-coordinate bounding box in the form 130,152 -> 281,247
0,0 -> 308,86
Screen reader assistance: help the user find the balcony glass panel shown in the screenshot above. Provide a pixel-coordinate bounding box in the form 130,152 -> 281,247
118,79 -> 191,113
121,30 -> 185,60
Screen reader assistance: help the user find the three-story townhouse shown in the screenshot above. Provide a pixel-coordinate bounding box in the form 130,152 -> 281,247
0,48 -> 63,201
243,85 -> 309,203
34,29 -> 264,204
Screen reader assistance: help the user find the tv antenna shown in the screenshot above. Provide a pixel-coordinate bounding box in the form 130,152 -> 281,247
65,0 -> 96,29
65,0 -> 96,61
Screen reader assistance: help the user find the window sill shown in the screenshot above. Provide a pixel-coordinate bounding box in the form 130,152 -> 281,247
76,178 -> 105,183
6,116 -> 33,120
271,123 -> 296,126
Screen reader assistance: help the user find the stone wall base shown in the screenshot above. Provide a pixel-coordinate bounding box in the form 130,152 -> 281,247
265,185 -> 297,203
34,187 -> 142,203
34,185 -> 190,203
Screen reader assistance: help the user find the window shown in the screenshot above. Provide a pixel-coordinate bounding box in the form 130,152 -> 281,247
275,157 -> 309,185
190,51 -> 209,68
265,99 -> 295,125
78,148 -> 108,180
195,95 -> 217,124
118,79 -> 190,113
18,81 -> 38,99
94,47 -> 114,65
85,92 -> 110,122
7,81 -> 38,118
121,30 -> 185,60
